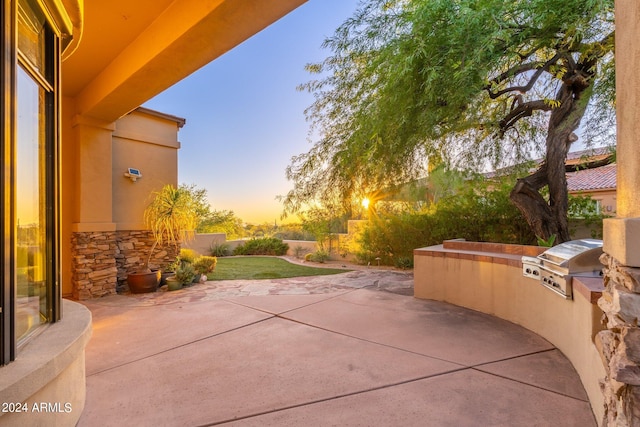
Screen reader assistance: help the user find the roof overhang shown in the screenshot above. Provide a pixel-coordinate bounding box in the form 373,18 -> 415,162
62,0 -> 307,122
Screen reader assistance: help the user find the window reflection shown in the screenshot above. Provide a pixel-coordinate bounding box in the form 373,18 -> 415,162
17,0 -> 46,76
16,66 -> 48,342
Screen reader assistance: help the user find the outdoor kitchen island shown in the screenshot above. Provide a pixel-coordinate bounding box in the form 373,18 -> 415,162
414,239 -> 606,423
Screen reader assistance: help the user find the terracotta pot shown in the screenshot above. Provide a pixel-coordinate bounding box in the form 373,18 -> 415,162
127,270 -> 161,293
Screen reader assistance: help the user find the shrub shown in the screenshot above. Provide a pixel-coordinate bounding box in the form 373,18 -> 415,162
233,237 -> 289,256
209,242 -> 230,257
358,175 -> 536,266
309,249 -> 330,263
272,223 -> 315,241
174,263 -> 195,285
165,257 -> 181,273
193,256 -> 217,274
353,250 -> 375,265
178,248 -> 198,264
395,256 -> 413,270
358,211 -> 437,266
568,194 -> 608,239
304,253 -> 313,262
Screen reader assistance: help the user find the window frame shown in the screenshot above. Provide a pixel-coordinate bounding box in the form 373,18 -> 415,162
1,0 -> 62,365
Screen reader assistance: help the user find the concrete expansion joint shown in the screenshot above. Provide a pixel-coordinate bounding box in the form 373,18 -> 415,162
275,311 -> 464,367
86,317 -> 273,377
223,287 -> 360,316
194,367 -> 472,427
471,348 -> 559,369
470,351 -> 591,403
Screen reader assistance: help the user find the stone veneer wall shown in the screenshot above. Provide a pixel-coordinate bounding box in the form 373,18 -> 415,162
596,254 -> 640,426
71,232 -> 118,300
114,230 -> 179,292
71,230 -> 178,299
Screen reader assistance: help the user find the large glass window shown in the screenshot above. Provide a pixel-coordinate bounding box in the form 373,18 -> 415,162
6,0 -> 59,354
16,65 -> 49,342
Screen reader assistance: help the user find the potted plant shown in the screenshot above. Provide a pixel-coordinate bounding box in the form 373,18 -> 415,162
127,185 -> 197,293
160,257 -> 180,287
166,262 -> 195,291
192,255 -> 217,283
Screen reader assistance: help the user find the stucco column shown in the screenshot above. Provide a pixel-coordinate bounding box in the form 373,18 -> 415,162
597,2 -> 640,425
603,1 -> 640,268
71,115 -> 116,232
68,115 -> 118,299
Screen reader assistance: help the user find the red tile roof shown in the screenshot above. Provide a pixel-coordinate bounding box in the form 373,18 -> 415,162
484,147 -> 616,180
565,147 -> 614,168
567,163 -> 617,192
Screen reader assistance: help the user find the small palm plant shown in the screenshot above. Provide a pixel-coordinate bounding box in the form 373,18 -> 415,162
142,184 -> 198,271
128,184 -> 198,293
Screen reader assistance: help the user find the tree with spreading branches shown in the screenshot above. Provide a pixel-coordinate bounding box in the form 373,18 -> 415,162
283,0 -> 615,243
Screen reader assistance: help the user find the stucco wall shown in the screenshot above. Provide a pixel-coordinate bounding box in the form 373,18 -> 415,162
414,241 -> 606,422
570,189 -> 617,215
182,233 -> 229,255
112,109 -> 181,231
181,235 -> 321,258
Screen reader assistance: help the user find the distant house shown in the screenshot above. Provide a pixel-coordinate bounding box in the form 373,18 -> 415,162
483,147 -> 617,213
373,147 -> 617,211
546,148 -> 617,214
567,161 -> 616,214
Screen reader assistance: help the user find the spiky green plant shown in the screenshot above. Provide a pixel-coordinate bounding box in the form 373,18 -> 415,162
142,184 -> 198,270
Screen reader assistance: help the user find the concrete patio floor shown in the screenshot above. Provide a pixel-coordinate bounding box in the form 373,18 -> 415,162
77,269 -> 596,426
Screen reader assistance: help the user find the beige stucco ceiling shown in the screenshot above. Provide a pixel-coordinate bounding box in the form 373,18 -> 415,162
62,0 -> 307,122
62,0 -> 175,96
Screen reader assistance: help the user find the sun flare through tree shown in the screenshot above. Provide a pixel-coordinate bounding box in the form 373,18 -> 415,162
284,0 -> 615,243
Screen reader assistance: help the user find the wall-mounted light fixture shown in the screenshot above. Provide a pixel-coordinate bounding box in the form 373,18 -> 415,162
124,167 -> 142,182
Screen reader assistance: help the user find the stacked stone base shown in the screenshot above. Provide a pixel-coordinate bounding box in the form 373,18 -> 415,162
597,253 -> 640,426
71,230 -> 178,300
71,232 -> 117,300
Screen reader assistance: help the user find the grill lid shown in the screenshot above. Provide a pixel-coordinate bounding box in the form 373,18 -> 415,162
537,239 -> 603,272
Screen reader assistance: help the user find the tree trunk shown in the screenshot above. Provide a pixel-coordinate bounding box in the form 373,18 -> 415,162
509,67 -> 594,244
509,165 -> 557,241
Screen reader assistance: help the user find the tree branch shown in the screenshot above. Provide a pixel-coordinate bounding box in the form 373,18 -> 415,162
486,62 -> 543,92
487,53 -> 563,99
523,163 -> 549,190
498,99 -> 553,136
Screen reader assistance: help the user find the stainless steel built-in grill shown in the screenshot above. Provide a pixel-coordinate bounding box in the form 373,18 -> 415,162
522,239 -> 604,299
522,256 -> 542,279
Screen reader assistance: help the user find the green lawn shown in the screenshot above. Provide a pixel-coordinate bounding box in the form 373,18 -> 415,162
208,256 -> 349,280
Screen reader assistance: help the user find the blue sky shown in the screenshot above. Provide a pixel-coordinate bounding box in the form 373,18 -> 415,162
144,0 -> 360,224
